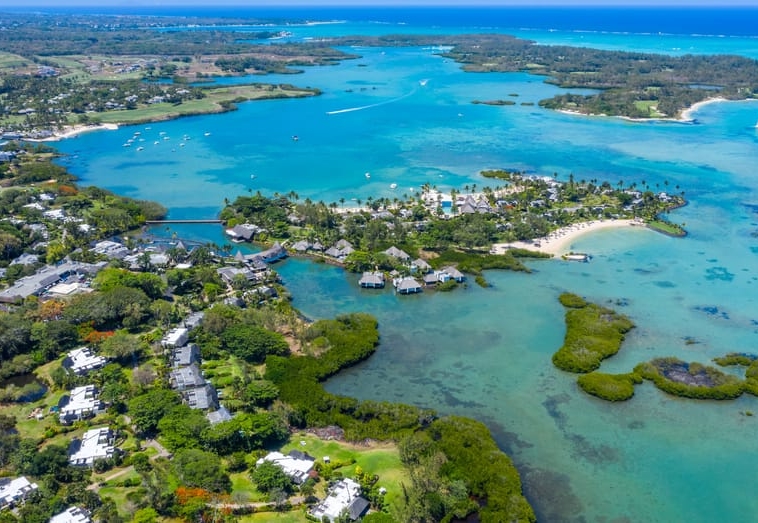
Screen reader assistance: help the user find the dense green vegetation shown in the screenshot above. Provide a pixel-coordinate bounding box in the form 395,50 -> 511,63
646,219 -> 687,237
552,293 -> 635,373
635,358 -> 747,400
398,416 -> 535,523
714,352 -> 758,367
576,371 -> 641,401
264,313 -> 428,441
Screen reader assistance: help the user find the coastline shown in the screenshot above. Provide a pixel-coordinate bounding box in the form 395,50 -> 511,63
556,96 -> 747,123
29,123 -> 119,142
678,97 -> 727,121
493,218 -> 642,256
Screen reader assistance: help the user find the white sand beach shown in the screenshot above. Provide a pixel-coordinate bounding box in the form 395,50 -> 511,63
679,97 -> 727,122
29,123 -> 119,142
492,218 -> 642,257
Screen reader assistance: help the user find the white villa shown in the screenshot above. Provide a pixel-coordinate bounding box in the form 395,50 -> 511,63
0,476 -> 38,510
68,427 -> 116,467
62,347 -> 107,376
49,506 -> 92,523
256,450 -> 315,485
309,478 -> 370,522
59,385 -> 103,425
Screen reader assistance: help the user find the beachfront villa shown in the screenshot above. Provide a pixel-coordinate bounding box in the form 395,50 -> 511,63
383,246 -> 411,262
393,276 -> 422,294
359,271 -> 385,289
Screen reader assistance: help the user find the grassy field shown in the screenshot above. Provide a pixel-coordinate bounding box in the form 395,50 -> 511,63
238,512 -> 310,523
634,100 -> 666,118
0,52 -> 30,71
95,85 -> 316,125
281,433 -> 408,509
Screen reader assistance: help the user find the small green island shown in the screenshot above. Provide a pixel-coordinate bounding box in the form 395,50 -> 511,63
551,296 -> 758,402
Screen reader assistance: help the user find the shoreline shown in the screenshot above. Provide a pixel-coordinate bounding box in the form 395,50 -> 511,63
28,123 -> 119,142
493,218 -> 643,257
557,96 -> 756,123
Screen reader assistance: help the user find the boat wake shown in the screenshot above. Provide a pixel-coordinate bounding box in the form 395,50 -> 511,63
327,88 -> 417,115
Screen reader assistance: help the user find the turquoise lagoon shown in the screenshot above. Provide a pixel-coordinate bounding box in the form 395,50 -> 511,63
55,24 -> 758,523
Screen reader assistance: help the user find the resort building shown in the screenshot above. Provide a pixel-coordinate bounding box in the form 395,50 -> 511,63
383,246 -> 410,262
49,506 -> 92,523
206,406 -> 233,425
59,385 -> 103,425
225,223 -> 264,242
0,260 -> 105,303
185,384 -> 219,411
68,427 -> 116,467
91,240 -> 130,260
62,347 -> 107,376
393,276 -> 422,294
411,258 -> 432,273
358,271 -> 385,289
441,266 -> 465,282
171,343 -> 200,368
0,476 -> 38,510
309,478 -> 370,522
169,363 -> 205,391
256,450 -> 315,485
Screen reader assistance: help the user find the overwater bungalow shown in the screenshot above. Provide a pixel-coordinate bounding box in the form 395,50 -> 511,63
359,271 -> 385,289
394,276 -> 422,294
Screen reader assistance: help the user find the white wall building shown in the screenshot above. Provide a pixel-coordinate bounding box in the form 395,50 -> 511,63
68,427 -> 115,467
0,476 -> 38,510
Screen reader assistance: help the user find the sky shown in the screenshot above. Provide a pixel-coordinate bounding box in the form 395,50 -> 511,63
5,0 -> 758,7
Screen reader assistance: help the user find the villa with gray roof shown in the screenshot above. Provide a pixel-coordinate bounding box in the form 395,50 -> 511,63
0,260 -> 105,303
383,246 -> 410,261
225,223 -> 264,242
185,384 -> 219,411
441,266 -> 466,282
412,258 -> 432,273
171,343 -> 200,368
206,406 -> 233,425
169,363 -> 205,391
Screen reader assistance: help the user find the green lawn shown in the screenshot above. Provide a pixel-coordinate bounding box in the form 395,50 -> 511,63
281,433 -> 409,508
633,100 -> 666,118
229,471 -> 268,503
0,53 -> 30,71
238,511 -> 310,523
94,85 -> 316,125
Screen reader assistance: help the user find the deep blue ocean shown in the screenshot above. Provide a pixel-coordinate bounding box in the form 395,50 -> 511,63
41,6 -> 758,522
